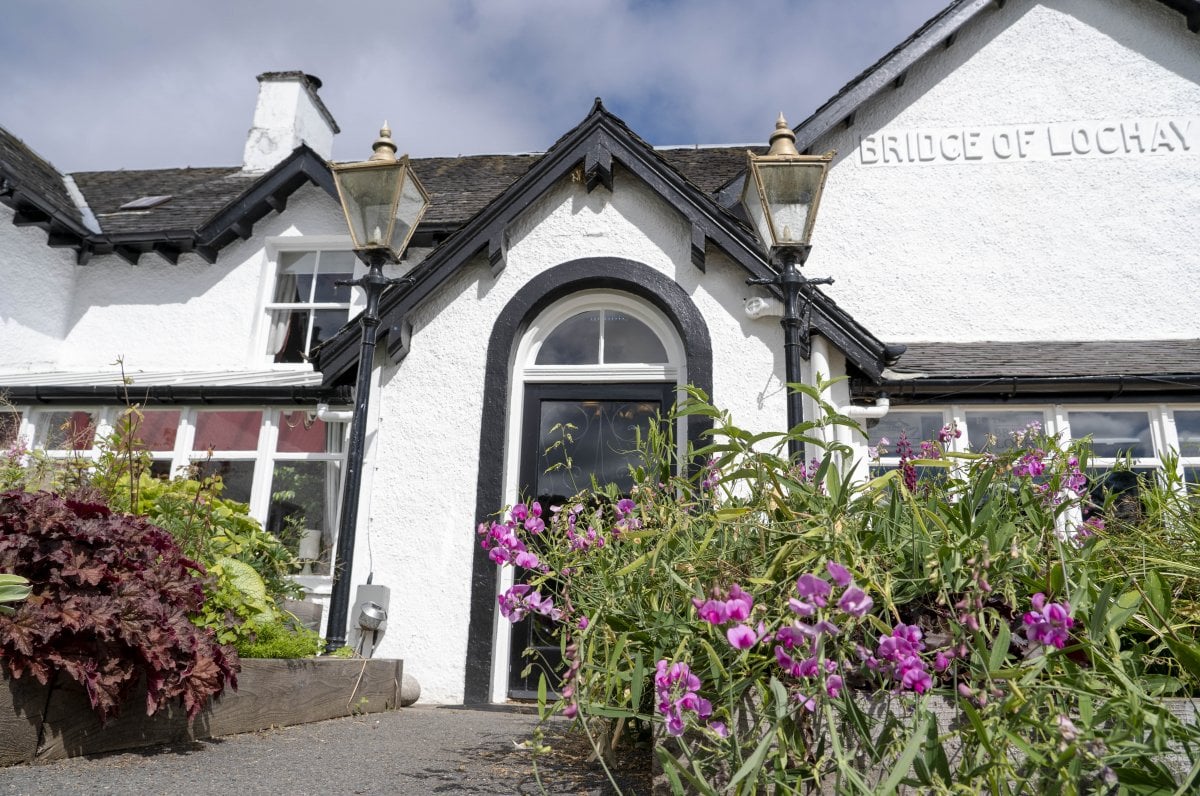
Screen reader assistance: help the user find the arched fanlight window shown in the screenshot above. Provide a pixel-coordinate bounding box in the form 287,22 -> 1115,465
520,292 -> 682,383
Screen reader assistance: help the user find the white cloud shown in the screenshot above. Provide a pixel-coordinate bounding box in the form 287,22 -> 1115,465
0,0 -> 947,172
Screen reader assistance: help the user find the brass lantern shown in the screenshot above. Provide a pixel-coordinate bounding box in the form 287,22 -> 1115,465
741,114 -> 834,253
332,123 -> 430,262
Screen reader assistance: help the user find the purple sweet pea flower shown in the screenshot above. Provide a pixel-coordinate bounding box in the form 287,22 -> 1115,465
796,574 -> 832,607
693,597 -> 729,625
825,674 -> 844,698
837,586 -> 874,618
725,584 -> 754,622
826,561 -> 852,588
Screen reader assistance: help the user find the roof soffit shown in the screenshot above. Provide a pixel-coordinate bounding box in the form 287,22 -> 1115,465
315,101 -> 892,385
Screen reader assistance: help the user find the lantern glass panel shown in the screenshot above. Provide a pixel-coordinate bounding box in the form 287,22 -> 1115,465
336,162 -> 405,249
388,170 -> 428,255
756,160 -> 825,246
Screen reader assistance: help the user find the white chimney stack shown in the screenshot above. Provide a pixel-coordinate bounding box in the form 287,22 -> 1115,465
242,71 -> 339,173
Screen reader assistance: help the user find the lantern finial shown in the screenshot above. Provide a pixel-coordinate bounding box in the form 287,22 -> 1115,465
767,113 -> 800,158
369,122 -> 398,163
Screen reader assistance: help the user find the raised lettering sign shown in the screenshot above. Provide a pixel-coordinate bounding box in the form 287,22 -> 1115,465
858,117 -> 1196,166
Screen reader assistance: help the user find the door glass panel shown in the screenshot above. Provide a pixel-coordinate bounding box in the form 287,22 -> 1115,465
1068,411 -> 1153,458
966,411 -> 1044,453
603,311 -> 667,364
534,399 -> 661,502
535,311 -> 600,365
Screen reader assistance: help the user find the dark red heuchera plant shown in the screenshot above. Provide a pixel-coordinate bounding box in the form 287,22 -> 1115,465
0,490 -> 238,723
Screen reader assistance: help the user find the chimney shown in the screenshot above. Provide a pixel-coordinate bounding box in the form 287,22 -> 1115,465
242,71 -> 340,172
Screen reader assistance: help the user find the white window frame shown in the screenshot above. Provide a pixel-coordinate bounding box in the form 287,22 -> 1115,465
11,404 -> 348,582
255,237 -> 362,369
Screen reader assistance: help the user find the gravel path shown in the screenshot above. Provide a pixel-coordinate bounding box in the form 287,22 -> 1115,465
0,706 -> 648,795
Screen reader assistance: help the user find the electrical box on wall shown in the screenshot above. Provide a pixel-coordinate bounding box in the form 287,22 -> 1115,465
350,583 -> 390,659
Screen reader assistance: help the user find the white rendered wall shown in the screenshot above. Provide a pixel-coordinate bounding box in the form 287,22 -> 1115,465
807,0 -> 1200,344
0,206 -> 77,371
364,168 -> 796,703
56,185 -> 351,374
243,78 -> 336,172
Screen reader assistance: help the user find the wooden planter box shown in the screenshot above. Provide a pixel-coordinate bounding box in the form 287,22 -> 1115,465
0,657 -> 403,767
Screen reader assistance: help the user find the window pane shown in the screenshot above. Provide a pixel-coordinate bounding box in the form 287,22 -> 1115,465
193,460 -> 255,504
535,399 -> 660,500
1175,411 -> 1200,457
129,410 -> 180,452
277,412 -> 343,454
312,266 -> 352,303
267,460 -> 341,575
865,412 -> 943,449
1068,411 -> 1153,458
535,311 -> 601,365
0,412 -> 20,448
42,411 -> 95,450
268,309 -> 311,363
966,411 -> 1044,453
603,311 -> 668,364
310,309 -> 347,349
193,411 -> 261,452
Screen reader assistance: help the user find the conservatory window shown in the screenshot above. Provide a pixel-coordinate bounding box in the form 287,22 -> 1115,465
265,250 -> 357,364
11,406 -> 346,575
963,410 -> 1047,453
1171,410 -> 1200,488
1,411 -> 22,448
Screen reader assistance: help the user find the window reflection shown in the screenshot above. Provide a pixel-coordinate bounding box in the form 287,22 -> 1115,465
965,411 -> 1044,453
1068,411 -> 1153,458
535,399 -> 660,501
866,412 -> 943,448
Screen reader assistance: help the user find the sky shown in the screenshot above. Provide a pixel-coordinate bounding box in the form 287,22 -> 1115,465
1,0 -> 948,174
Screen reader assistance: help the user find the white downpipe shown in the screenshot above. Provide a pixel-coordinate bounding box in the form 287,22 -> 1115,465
316,403 -> 354,423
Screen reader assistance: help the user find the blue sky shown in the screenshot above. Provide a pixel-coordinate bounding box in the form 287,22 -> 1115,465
1,0 -> 948,173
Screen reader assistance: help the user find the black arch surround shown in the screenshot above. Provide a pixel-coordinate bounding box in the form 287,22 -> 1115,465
463,257 -> 713,703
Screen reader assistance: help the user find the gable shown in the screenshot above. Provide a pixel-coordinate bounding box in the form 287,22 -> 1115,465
770,0 -> 1200,347
316,102 -> 894,385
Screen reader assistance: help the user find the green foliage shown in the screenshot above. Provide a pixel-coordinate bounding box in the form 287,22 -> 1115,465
0,573 -> 31,615
234,620 -> 321,659
498,385 -> 1200,794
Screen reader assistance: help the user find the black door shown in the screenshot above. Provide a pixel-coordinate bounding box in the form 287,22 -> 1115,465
507,382 -> 674,698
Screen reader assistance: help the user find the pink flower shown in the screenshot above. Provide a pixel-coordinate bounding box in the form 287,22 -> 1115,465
725,584 -> 754,621
837,586 -> 873,618
726,623 -> 761,650
825,674 -> 844,698
826,561 -> 852,588
693,597 -> 729,625
1023,592 -> 1074,649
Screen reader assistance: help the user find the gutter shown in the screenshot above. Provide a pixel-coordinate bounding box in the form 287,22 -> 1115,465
2,384 -> 352,406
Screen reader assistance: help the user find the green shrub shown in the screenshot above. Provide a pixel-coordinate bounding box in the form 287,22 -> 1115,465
490,386 -> 1200,793
234,620 -> 320,659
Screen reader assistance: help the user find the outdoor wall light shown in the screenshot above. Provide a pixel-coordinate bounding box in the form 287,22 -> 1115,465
741,115 -> 835,460
325,126 -> 428,654
332,123 -> 430,262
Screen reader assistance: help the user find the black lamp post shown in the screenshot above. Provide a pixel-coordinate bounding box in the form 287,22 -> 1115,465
325,124 -> 429,653
741,115 -> 834,460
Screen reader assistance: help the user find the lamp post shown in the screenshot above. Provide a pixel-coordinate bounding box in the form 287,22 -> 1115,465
741,115 -> 834,461
325,124 -> 429,653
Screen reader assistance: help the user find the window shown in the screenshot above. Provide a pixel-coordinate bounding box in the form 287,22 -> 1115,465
964,410 -> 1046,453
265,250 -> 357,363
1,410 -> 23,449
11,405 -> 346,575
1174,410 -> 1200,488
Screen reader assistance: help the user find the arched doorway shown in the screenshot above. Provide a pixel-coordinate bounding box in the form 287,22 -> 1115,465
502,291 -> 685,697
465,257 -> 713,704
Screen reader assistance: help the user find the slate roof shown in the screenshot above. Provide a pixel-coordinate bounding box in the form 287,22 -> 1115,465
0,126 -> 86,229
72,167 -> 255,234
889,340 -> 1200,379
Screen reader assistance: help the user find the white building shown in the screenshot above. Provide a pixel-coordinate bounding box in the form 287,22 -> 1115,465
1,0 -> 1197,704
